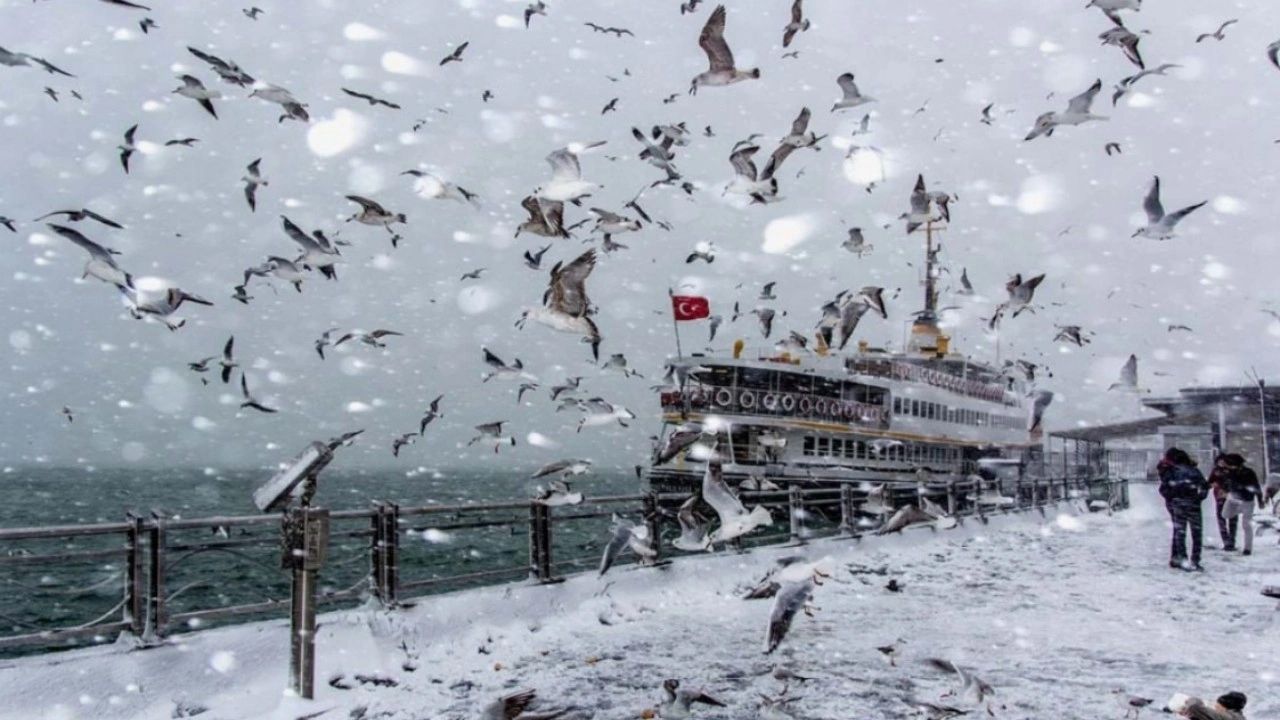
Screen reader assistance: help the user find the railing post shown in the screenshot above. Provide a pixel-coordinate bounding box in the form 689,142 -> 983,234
384,503 -> 400,606
527,502 -> 555,583
945,480 -> 957,516
145,511 -> 166,642
976,479 -> 988,524
642,493 -> 663,563
839,484 -> 857,536
370,504 -> 387,604
788,486 -> 806,545
122,513 -> 145,640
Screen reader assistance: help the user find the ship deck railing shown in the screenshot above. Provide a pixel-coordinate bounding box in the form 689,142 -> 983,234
0,474 -> 1129,656
660,386 -> 890,428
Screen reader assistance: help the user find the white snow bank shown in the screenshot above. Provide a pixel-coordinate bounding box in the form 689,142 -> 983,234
2,486 -> 1277,720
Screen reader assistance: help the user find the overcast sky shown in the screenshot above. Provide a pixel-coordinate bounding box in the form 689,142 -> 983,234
2,0 -> 1279,472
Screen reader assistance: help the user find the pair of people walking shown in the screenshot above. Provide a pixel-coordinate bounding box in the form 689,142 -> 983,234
1208,453 -> 1266,555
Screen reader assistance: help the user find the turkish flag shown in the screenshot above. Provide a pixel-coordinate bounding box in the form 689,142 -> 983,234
671,295 -> 710,321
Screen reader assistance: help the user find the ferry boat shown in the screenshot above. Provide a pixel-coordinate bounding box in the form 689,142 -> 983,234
648,222 -> 1039,493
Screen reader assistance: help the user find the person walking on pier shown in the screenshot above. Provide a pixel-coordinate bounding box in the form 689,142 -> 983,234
1220,453 -> 1264,556
1158,447 -> 1209,571
1207,455 -> 1237,550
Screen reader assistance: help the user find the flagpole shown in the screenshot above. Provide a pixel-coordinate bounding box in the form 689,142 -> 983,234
668,288 -> 684,360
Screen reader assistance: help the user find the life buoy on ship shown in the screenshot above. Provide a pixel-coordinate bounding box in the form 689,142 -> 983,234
843,402 -> 856,421
714,388 -> 733,408
781,394 -> 796,412
762,393 -> 778,411
813,398 -> 826,416
689,389 -> 707,406
739,389 -> 757,409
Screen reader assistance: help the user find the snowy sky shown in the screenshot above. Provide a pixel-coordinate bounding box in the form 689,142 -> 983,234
3,0 -> 1279,471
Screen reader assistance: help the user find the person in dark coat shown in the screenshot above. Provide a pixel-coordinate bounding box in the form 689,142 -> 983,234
1220,453 -> 1265,555
1157,447 -> 1210,570
1207,455 -> 1237,550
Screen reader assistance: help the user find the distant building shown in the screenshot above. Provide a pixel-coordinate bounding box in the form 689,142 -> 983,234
1049,383 -> 1280,478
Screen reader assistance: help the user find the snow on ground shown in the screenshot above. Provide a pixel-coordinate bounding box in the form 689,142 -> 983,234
3,485 -> 1279,720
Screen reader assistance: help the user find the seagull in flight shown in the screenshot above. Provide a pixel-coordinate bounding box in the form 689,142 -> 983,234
341,88 -> 401,109
832,72 -> 875,111
535,143 -> 604,203
1025,79 -> 1105,140
690,5 -> 760,94
1196,19 -> 1237,43
1108,354 -> 1142,392
346,195 -> 406,233
218,335 -> 237,383
1111,63 -> 1180,106
517,249 -> 602,360
172,75 -> 219,118
1099,16 -> 1145,70
419,394 -> 444,434
118,124 -> 139,174
239,373 -> 276,414
187,47 -> 254,87
34,208 -> 124,229
46,224 -> 132,289
781,0 -> 810,47
988,273 -> 1045,329
439,41 -> 469,66
1132,176 -> 1206,240
242,159 -> 266,212
524,2 -> 547,28
334,329 -> 404,349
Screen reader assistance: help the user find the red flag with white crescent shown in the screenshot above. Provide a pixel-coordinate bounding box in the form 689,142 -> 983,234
671,295 -> 710,321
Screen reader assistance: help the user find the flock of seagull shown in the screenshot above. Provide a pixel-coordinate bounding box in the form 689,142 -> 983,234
4,0 -> 1276,716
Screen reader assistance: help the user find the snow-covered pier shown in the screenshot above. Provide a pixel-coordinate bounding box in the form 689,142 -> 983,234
3,484 -> 1277,720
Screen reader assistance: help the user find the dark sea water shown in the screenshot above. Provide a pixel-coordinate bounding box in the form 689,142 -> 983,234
0,466 -> 651,656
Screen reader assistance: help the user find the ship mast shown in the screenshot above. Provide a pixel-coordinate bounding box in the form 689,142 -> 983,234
907,218 -> 949,356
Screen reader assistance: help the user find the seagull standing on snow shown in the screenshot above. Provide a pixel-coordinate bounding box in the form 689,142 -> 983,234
477,688 -> 569,720
536,144 -> 604,203
832,72 -> 875,111
1024,79 -> 1106,140
1132,176 -> 1206,240
172,75 -> 219,118
660,679 -> 726,718
689,5 -> 760,94
242,159 -> 266,212
517,249 -> 603,360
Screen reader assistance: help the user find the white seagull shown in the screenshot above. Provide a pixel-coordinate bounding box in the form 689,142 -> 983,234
690,5 -> 759,94
518,249 -> 602,360
1024,79 -> 1106,140
703,456 -> 773,544
172,74 -> 220,118
536,143 -> 604,203
46,224 -> 132,289
1132,176 -> 1206,240
832,72 -> 875,111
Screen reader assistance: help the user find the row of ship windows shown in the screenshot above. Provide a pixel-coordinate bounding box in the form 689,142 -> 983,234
891,396 -> 1021,430
801,436 -> 961,463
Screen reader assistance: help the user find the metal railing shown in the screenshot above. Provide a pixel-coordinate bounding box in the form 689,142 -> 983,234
0,475 -> 1129,654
